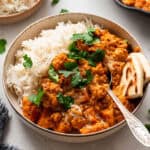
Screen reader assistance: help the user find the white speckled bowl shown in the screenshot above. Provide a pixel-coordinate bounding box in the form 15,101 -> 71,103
3,13 -> 146,143
0,0 -> 43,24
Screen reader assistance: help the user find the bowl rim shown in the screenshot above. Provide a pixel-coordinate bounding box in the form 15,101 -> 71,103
2,12 -> 146,137
0,0 -> 42,18
114,0 -> 150,15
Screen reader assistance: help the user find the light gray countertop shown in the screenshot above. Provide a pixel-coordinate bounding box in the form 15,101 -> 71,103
1,0 -> 150,150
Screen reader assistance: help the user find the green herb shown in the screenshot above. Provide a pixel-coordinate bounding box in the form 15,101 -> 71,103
60,9 -> 69,13
57,92 -> 74,109
85,70 -> 93,83
145,124 -> 150,132
92,37 -> 100,44
68,42 -> 78,52
51,0 -> 59,5
71,71 -> 82,87
64,62 -> 78,70
71,27 -> 99,45
68,44 -> 105,67
68,52 -> 82,60
72,33 -> 93,45
0,39 -> 7,54
29,88 -> 44,106
88,49 -> 105,67
23,54 -> 33,68
58,67 -> 78,77
48,65 -> 59,82
71,69 -> 93,88
58,70 -> 74,77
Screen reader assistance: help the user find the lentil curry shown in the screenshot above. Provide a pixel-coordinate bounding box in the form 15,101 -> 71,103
22,27 -> 140,134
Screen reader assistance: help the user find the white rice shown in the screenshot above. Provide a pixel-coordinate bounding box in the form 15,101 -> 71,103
6,21 -> 98,98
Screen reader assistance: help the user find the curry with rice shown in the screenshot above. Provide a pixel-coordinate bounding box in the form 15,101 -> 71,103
22,27 -> 142,134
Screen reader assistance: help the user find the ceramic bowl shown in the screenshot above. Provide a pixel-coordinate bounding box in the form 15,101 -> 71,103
3,13 -> 146,143
115,0 -> 150,15
0,0 -> 43,24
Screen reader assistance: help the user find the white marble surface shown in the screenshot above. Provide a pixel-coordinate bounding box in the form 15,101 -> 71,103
1,0 -> 150,150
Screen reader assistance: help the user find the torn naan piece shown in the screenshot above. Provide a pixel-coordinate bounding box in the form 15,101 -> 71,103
136,53 -> 150,84
120,53 -> 144,99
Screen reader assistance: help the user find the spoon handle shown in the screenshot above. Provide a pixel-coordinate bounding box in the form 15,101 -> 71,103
108,89 -> 150,147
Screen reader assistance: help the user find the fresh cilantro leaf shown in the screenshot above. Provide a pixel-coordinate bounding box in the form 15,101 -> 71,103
92,37 -> 100,44
87,58 -> 96,67
58,70 -> 74,77
71,28 -> 97,45
86,70 -> 93,83
68,42 -> 78,52
90,49 -> 105,62
79,51 -> 88,58
87,27 -> 95,36
64,62 -> 78,71
51,0 -> 59,5
60,9 -> 69,13
145,124 -> 150,132
0,39 -> 7,54
72,33 -> 93,45
48,65 -> 59,82
29,88 -> 44,106
57,92 -> 74,109
71,71 -> 82,87
71,69 -> 93,88
68,52 -> 81,60
23,54 -> 33,68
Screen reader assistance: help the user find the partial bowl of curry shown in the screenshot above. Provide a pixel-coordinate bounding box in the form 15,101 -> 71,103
115,0 -> 150,14
3,13 -> 148,143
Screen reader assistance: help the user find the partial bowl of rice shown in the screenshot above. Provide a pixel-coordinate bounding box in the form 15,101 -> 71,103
3,13 -> 150,143
0,0 -> 43,24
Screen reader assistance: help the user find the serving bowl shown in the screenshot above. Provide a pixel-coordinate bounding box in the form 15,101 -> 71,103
3,13 -> 146,143
0,0 -> 43,24
115,0 -> 150,15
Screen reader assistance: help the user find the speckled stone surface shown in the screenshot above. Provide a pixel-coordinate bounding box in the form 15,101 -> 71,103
1,0 -> 150,150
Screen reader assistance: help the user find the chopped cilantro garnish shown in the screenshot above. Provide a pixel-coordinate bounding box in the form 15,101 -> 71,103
72,33 -> 93,45
71,27 -> 99,45
68,42 -> 105,67
29,88 -> 44,106
58,67 -> 78,77
0,39 -> 7,54
88,49 -> 105,66
64,62 -> 78,70
71,69 -> 93,88
48,65 -> 59,83
58,70 -> 74,78
51,0 -> 59,5
60,9 -> 69,13
23,54 -> 33,68
68,42 -> 78,52
57,92 -> 74,109
86,70 -> 93,84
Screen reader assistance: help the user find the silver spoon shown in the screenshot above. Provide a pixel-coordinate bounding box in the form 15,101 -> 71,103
107,72 -> 150,147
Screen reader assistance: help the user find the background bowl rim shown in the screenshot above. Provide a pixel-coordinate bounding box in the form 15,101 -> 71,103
0,0 -> 42,18
2,12 -> 146,137
114,0 -> 150,15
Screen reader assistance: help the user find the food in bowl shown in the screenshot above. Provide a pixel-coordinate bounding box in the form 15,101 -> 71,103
0,0 -> 37,15
6,21 -> 150,134
122,0 -> 150,12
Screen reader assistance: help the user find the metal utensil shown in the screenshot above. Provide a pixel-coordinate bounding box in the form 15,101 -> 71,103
107,71 -> 150,147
